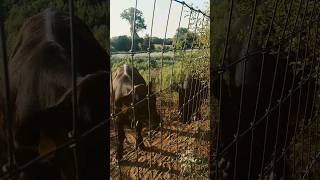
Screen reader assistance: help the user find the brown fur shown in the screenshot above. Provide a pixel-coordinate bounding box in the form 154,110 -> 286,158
112,64 -> 160,160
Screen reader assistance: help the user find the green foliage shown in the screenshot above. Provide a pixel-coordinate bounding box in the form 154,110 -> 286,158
120,7 -> 146,40
111,35 -> 131,52
3,0 -> 109,54
179,12 -> 210,83
111,51 -> 183,89
211,0 -> 320,86
139,34 -> 154,51
111,35 -> 175,52
152,37 -> 172,45
212,0 -> 320,66
174,27 -> 197,49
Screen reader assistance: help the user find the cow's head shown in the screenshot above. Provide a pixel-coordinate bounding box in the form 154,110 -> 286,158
21,71 -> 108,180
120,81 -> 161,130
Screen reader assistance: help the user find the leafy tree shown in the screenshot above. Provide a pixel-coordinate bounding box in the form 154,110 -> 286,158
111,35 -> 131,52
173,27 -> 197,49
140,34 -> 154,51
152,37 -> 163,44
120,7 -> 146,40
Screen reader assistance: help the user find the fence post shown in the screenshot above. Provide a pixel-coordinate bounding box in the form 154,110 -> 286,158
0,6 -> 15,177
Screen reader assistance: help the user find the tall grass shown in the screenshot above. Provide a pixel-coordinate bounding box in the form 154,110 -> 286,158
111,49 -> 209,90
111,51 -> 184,91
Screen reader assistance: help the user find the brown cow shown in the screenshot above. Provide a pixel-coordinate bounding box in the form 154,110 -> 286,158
112,64 -> 160,160
0,8 -> 108,180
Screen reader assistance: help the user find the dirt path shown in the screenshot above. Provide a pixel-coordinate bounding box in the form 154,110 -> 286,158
110,113 -> 210,179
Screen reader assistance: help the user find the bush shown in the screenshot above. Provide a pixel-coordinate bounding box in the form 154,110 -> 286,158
111,35 -> 131,52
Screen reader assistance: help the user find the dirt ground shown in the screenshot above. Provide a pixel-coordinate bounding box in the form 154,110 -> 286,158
110,106 -> 210,180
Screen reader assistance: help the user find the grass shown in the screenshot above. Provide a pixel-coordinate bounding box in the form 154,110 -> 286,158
111,49 -> 209,90
111,50 -> 206,91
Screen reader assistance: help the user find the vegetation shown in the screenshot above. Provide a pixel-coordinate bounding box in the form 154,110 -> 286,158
212,0 -> 320,66
111,6 -> 202,53
110,35 -> 174,52
120,7 -> 146,40
111,51 -> 182,89
2,0 -> 109,55
111,1 -> 210,94
173,27 -> 197,49
110,35 -> 131,52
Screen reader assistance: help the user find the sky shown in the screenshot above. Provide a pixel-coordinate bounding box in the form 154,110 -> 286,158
110,0 -> 209,38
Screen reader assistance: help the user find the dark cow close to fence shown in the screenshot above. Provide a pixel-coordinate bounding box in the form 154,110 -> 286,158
172,73 -> 208,123
112,64 -> 161,160
0,8 -> 108,180
214,12 -> 317,180
217,52 -> 315,180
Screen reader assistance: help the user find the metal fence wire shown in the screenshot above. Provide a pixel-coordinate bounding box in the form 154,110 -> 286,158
0,0 -> 109,180
212,0 -> 320,179
110,0 -> 210,179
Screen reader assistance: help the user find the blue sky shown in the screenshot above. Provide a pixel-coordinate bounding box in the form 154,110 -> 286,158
110,0 -> 209,38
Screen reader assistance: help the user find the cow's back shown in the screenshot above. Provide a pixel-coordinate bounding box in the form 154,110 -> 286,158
112,64 -> 146,106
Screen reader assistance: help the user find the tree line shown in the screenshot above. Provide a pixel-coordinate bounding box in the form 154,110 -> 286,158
111,7 -> 199,52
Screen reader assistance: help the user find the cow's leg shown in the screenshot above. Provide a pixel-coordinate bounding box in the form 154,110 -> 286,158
135,121 -> 146,150
116,114 -> 126,160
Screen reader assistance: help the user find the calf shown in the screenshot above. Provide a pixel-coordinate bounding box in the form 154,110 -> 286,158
112,64 -> 161,160
0,8 -> 108,180
172,73 -> 208,123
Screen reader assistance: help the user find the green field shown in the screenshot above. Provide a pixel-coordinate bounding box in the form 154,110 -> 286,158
111,49 -> 209,91
111,50 -> 209,90
111,51 -> 182,90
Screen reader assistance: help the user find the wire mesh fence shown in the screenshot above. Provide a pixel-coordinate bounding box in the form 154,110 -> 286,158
212,0 -> 320,179
110,0 -> 210,179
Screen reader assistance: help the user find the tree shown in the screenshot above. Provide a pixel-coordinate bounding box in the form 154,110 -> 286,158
139,34 -> 154,51
110,35 -> 131,52
120,7 -> 146,40
173,27 -> 196,49
152,37 -> 163,44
